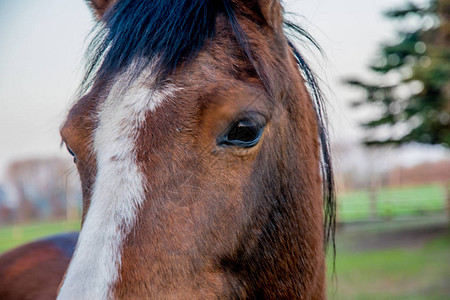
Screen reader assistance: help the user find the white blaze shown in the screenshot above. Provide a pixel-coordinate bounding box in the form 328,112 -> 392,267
57,73 -> 176,299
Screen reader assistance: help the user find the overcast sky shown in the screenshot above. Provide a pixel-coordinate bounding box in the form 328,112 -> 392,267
0,0 -> 447,180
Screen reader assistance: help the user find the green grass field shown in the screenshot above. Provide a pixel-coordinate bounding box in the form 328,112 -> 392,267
338,184 -> 446,222
0,220 -> 80,254
327,220 -> 450,300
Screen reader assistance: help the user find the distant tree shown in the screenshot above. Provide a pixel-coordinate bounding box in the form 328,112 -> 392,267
347,0 -> 450,147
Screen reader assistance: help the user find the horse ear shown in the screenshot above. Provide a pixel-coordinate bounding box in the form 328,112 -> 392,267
254,0 -> 283,30
86,0 -> 116,19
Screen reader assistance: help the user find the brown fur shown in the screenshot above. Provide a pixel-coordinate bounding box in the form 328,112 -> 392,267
86,0 -> 116,19
109,8 -> 325,299
1,0 -> 329,299
0,234 -> 77,300
60,81 -> 106,225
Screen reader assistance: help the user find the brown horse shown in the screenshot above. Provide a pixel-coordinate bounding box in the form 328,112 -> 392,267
0,0 -> 335,299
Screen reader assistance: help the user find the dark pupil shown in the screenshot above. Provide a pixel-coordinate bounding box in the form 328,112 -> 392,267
227,120 -> 259,142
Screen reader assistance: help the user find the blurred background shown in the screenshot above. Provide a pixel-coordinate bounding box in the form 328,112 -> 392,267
0,0 -> 449,298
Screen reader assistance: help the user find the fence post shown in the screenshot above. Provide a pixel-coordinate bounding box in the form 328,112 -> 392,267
446,183 -> 450,225
369,176 -> 379,221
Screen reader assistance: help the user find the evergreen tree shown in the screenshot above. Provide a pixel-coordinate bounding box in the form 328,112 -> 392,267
347,0 -> 450,147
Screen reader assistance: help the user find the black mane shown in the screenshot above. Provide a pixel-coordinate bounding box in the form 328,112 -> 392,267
83,0 -> 225,89
82,0 -> 335,254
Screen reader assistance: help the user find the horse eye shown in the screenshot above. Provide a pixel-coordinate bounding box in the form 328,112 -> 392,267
66,145 -> 77,163
219,118 -> 264,148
